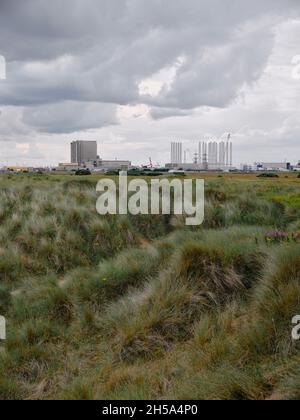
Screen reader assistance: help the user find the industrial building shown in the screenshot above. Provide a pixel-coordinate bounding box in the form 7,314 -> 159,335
58,141 -> 131,172
58,163 -> 81,171
257,162 -> 291,171
85,159 -> 131,171
171,142 -> 183,165
167,136 -> 234,171
71,141 -> 98,165
294,161 -> 300,171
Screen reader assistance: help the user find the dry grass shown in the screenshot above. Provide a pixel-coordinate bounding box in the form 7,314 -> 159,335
0,172 -> 299,400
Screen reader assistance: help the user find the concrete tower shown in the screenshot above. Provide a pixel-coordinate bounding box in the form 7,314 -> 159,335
198,142 -> 202,165
209,142 -> 214,165
219,142 -> 225,166
171,142 -> 183,165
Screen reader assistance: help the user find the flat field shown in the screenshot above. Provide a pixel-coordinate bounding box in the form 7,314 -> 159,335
0,172 -> 299,400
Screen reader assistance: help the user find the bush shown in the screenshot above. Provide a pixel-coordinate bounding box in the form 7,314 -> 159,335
75,169 -> 91,176
257,173 -> 279,178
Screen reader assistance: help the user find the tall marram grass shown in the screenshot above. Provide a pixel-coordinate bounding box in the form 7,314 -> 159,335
0,174 -> 300,400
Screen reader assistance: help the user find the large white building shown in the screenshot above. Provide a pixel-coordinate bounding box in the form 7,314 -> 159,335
198,140 -> 232,168
168,138 -> 234,171
171,142 -> 183,165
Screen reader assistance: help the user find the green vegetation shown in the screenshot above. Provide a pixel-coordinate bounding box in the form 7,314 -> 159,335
75,169 -> 91,176
257,173 -> 279,178
0,172 -> 299,400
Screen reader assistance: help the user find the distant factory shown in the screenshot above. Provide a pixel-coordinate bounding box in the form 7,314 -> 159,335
167,135 -> 234,171
3,138 -> 298,174
241,161 -> 299,172
71,140 -> 98,165
256,162 -> 291,171
58,141 -> 131,172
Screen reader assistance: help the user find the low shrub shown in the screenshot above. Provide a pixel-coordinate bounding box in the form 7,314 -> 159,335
75,169 -> 91,176
257,173 -> 279,178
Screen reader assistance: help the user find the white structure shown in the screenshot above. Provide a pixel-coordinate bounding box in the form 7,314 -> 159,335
294,161 -> 300,171
168,137 -> 234,171
201,142 -> 208,166
258,162 -> 291,171
86,159 -> 131,171
171,142 -> 183,165
219,141 -> 225,166
200,137 -> 233,170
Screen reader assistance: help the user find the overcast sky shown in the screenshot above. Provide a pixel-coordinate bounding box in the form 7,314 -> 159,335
0,0 -> 300,166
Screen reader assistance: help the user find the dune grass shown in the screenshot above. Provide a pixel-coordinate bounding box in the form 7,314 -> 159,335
0,173 -> 299,400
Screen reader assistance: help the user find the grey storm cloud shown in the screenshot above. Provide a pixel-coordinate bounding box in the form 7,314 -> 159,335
22,102 -> 118,134
0,0 -> 300,133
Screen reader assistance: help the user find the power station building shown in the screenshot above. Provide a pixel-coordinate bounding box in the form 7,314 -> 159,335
171,142 -> 183,165
59,140 -> 131,172
84,159 -> 132,171
167,138 -> 234,171
71,141 -> 98,165
257,162 -> 291,171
